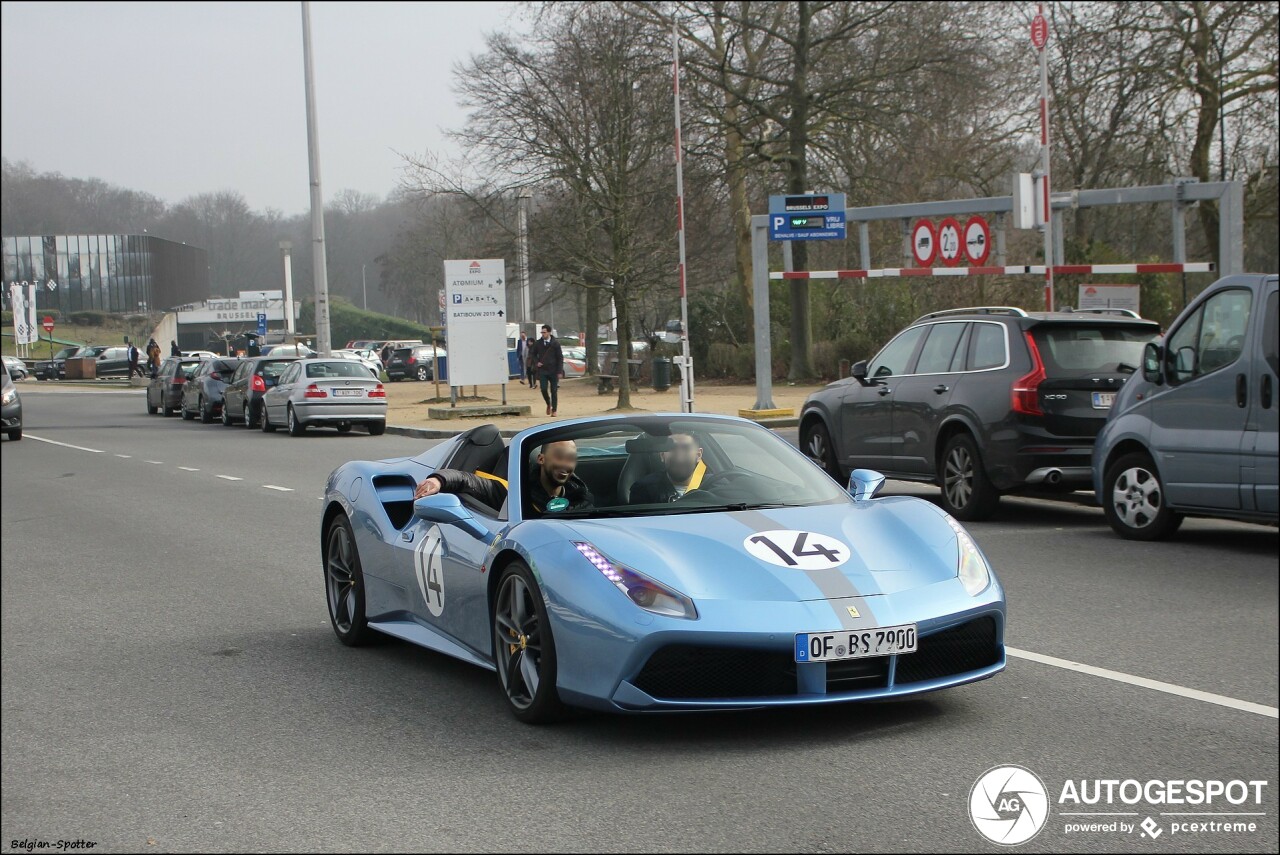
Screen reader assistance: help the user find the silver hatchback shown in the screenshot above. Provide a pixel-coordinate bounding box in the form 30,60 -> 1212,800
260,358 -> 387,437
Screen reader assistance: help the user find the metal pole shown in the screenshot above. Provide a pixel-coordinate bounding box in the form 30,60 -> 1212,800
301,1 -> 332,357
517,190 -> 532,323
280,241 -> 296,335
673,21 -> 694,413
361,263 -> 367,311
751,217 -> 775,410
1038,4 -> 1055,311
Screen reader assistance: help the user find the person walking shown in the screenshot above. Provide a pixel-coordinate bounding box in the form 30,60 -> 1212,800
127,341 -> 142,378
146,338 -> 161,378
523,333 -> 537,388
529,324 -> 564,416
516,331 -> 528,384
169,340 -> 180,357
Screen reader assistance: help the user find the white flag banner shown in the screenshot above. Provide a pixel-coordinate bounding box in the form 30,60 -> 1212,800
10,284 -> 32,346
26,282 -> 39,345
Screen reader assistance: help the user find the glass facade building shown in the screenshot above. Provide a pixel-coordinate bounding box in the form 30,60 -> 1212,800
2,234 -> 209,315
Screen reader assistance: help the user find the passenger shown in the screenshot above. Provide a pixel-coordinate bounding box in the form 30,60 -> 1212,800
412,439 -> 594,515
629,433 -> 716,503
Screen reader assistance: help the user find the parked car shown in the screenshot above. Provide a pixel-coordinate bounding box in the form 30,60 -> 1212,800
387,345 -> 446,382
345,339 -> 380,351
146,356 -> 204,416
1093,274 -> 1278,540
260,358 -> 387,436
798,306 -> 1162,520
259,343 -> 317,358
93,345 -> 134,377
563,346 -> 588,379
3,355 -> 29,381
180,356 -> 243,423
34,346 -> 80,380
182,350 -> 220,359
221,356 -> 301,428
1,371 -> 21,440
331,348 -> 383,378
378,339 -> 426,364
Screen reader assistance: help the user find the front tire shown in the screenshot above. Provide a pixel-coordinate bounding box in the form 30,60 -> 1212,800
938,433 -> 1000,521
243,402 -> 258,429
200,397 -> 214,424
181,399 -> 195,420
288,405 -> 306,436
492,561 -> 566,724
1103,453 -> 1183,541
801,419 -> 841,480
7,428 -> 20,441
221,400 -> 234,426
324,515 -> 375,646
261,405 -> 277,433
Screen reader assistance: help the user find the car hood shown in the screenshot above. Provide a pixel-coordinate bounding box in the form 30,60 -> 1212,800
560,499 -> 961,602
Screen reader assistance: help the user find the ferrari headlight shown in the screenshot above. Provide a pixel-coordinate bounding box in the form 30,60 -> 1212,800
1,388 -> 15,406
945,516 -> 991,597
574,542 -> 698,620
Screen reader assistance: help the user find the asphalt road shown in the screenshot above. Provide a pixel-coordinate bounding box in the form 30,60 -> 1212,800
3,389 -> 1277,853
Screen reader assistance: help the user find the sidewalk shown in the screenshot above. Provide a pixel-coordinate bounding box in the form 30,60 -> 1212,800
382,375 -> 824,436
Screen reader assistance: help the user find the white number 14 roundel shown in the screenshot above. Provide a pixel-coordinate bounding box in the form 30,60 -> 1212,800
743,530 -> 849,569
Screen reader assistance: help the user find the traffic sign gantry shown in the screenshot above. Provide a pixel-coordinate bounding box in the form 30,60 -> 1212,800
41,315 -> 55,333
911,219 -> 938,267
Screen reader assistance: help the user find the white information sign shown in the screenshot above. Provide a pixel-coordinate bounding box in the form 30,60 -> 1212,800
1078,284 -> 1140,315
444,258 -> 508,387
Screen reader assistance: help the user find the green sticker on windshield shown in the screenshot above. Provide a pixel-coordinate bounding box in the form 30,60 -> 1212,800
546,497 -> 570,513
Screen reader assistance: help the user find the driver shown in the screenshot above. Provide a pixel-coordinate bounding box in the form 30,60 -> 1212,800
413,439 -> 594,515
629,433 -> 717,503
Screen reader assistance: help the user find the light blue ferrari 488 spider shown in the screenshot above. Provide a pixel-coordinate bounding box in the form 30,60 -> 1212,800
320,413 -> 1005,722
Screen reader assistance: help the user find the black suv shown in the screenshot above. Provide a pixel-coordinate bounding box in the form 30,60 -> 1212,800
799,306 -> 1161,520
387,345 -> 443,381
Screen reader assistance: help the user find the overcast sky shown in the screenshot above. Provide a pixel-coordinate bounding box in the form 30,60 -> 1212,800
1,1 -> 523,215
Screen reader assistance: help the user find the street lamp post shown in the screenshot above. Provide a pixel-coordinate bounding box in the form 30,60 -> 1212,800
279,240 -> 296,335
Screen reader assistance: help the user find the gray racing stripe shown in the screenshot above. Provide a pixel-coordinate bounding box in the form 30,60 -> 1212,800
728,509 -> 877,630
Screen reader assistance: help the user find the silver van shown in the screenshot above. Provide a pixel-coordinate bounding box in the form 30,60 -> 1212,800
1092,274 -> 1278,539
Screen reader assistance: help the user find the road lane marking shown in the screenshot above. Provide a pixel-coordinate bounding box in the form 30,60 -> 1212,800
1007,647 -> 1278,719
262,485 -> 294,492
217,475 -> 244,481
115,454 -> 131,458
178,466 -> 200,472
24,434 -> 104,453
145,460 -> 164,465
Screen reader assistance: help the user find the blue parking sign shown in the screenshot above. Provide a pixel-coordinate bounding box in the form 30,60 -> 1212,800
256,313 -> 267,336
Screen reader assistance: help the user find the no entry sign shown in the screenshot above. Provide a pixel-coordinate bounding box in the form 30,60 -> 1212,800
41,315 -> 55,332
911,219 -> 938,267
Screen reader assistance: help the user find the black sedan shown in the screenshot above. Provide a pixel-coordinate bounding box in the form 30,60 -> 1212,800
221,356 -> 300,428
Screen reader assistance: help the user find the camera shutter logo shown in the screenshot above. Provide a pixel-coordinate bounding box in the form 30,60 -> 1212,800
969,765 -> 1050,845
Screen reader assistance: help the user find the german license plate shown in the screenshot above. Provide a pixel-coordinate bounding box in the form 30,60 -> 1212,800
795,623 -> 917,663
333,388 -> 362,397
1091,391 -> 1115,409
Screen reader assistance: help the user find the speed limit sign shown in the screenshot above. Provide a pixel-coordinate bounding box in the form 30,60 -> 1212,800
937,217 -> 963,266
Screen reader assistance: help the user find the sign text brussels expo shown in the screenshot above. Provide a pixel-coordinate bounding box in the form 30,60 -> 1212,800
444,259 -> 508,387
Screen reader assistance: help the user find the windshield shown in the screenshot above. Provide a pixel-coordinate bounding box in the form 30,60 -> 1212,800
519,417 -> 849,520
1032,325 -> 1157,375
306,360 -> 375,379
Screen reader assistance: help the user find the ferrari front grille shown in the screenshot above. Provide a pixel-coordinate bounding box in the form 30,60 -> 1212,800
893,616 -> 999,685
632,645 -> 796,699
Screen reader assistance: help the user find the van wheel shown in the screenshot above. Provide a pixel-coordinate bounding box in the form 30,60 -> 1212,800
939,434 -> 1000,521
1103,453 -> 1183,541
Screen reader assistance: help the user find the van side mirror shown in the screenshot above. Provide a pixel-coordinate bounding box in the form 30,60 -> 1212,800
851,360 -> 870,386
1174,346 -> 1198,381
1141,342 -> 1163,384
